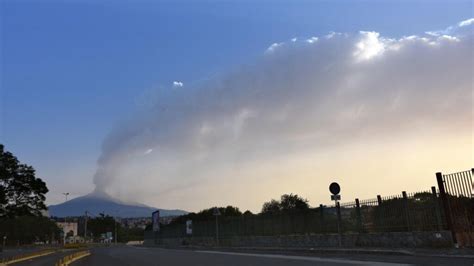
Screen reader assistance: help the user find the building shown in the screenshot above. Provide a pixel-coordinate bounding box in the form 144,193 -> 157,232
56,222 -> 78,241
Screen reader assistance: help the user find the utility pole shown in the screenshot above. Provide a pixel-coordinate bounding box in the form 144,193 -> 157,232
63,192 -> 69,202
84,211 -> 88,243
63,193 -> 69,224
114,217 -> 117,245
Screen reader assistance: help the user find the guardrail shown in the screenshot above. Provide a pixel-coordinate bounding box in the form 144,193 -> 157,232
55,250 -> 91,266
0,249 -> 56,265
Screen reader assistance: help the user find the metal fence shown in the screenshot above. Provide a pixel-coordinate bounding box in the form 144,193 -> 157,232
437,169 -> 474,247
157,186 -> 446,239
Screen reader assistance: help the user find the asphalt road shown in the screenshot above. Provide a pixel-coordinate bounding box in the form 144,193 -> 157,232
8,245 -> 474,266
67,246 -> 474,266
11,249 -> 76,266
0,247 -> 42,259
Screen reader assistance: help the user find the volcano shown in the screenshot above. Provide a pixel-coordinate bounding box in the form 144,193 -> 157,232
48,192 -> 187,218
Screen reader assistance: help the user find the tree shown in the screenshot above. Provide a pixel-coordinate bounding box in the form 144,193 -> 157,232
66,230 -> 74,238
0,144 -> 49,217
280,194 -> 309,212
167,206 -> 242,226
261,194 -> 309,214
261,199 -> 280,214
0,216 -> 61,245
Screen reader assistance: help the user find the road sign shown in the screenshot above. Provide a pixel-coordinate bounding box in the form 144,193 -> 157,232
213,207 -> 221,216
331,194 -> 341,201
152,210 -> 160,232
186,220 -> 193,235
329,182 -> 340,195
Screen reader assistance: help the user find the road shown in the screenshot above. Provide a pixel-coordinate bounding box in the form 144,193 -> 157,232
9,245 -> 474,265
12,249 -> 75,266
72,246 -> 474,266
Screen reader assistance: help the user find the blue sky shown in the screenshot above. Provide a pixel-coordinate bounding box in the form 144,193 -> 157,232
1,0 -> 472,208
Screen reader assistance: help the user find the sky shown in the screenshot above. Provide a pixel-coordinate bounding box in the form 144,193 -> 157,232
1,0 -> 473,212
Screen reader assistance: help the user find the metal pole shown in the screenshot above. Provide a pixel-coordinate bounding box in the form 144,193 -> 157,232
355,198 -> 362,233
402,191 -> 411,231
436,172 -> 457,245
84,211 -> 88,242
431,186 -> 443,231
115,217 -> 117,245
215,215 -> 219,246
336,201 -> 342,247
63,193 -> 69,224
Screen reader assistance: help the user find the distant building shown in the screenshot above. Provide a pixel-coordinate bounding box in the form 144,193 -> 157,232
57,222 -> 78,237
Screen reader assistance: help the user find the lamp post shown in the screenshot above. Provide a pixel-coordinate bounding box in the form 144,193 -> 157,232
63,193 -> 70,224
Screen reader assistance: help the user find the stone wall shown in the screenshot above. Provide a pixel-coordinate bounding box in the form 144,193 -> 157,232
145,231 -> 453,248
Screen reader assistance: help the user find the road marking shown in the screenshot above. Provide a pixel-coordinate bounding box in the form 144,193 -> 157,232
195,250 -> 412,265
1,250 -> 56,265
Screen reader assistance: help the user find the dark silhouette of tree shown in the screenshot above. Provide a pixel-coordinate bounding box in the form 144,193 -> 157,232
243,210 -> 253,216
261,194 -> 309,214
0,144 -> 48,217
167,206 -> 242,226
66,230 -> 74,238
261,199 -> 280,214
0,216 -> 61,245
280,194 -> 309,212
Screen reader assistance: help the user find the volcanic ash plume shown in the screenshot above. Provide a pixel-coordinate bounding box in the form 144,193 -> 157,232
92,19 -> 473,209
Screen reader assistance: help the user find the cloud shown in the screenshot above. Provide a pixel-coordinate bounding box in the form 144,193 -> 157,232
93,20 -> 473,211
265,42 -> 283,53
425,17 -> 474,36
173,81 -> 183,87
353,31 -> 386,61
306,37 -> 319,43
458,18 -> 474,27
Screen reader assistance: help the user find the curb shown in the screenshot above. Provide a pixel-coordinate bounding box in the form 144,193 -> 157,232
55,250 -> 91,266
0,249 -> 56,265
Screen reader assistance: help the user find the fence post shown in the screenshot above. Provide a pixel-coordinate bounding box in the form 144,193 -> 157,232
376,195 -> 382,231
355,198 -> 362,233
319,204 -> 325,233
402,191 -> 411,231
431,186 -> 443,231
436,172 -> 456,245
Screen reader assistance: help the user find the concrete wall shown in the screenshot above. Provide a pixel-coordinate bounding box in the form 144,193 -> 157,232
145,231 -> 453,248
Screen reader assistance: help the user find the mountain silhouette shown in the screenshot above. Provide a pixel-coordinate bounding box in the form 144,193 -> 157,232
48,192 -> 187,218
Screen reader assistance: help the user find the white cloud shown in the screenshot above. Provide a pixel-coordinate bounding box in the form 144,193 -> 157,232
173,81 -> 183,87
265,42 -> 283,53
306,37 -> 319,44
458,18 -> 474,27
353,31 -> 385,61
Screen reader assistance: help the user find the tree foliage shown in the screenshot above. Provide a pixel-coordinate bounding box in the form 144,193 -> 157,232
168,206 -> 242,226
86,214 -> 145,242
0,216 -> 61,245
261,193 -> 309,214
0,144 -> 48,217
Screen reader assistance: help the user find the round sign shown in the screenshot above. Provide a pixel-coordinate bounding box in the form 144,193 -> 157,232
329,182 -> 340,195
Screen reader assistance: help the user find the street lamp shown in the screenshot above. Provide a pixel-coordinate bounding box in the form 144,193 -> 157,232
63,193 -> 70,224
62,192 -> 69,202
